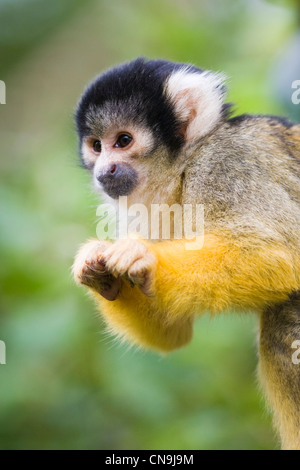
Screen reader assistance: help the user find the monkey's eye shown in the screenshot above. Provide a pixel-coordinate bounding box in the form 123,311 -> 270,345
114,133 -> 133,148
92,140 -> 102,154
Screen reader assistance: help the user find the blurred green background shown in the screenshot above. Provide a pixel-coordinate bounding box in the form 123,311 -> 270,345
0,0 -> 299,451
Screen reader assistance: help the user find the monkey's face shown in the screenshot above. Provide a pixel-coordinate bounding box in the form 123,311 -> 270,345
76,58 -> 226,203
80,123 -> 157,200
75,58 -> 185,202
75,62 -> 182,201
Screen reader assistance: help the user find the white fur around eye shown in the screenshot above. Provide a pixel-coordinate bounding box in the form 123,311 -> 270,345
81,139 -> 98,168
165,68 -> 227,142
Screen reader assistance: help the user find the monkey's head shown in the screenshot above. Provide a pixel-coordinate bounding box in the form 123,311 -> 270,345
75,58 -> 226,201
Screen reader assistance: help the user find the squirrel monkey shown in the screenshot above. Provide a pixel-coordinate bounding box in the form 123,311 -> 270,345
73,58 -> 300,450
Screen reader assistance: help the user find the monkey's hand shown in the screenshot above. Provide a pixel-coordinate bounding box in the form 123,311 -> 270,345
73,237 -> 192,351
102,237 -> 157,297
73,239 -> 122,301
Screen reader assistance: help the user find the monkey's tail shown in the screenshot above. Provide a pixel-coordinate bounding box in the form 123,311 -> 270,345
259,292 -> 300,450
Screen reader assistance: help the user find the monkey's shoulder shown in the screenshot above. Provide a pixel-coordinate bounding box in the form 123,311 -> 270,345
227,113 -> 296,129
225,114 -> 300,156
182,113 -> 300,238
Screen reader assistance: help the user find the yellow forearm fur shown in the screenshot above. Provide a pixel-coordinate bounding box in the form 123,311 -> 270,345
96,234 -> 300,352
96,286 -> 194,353
151,235 -> 300,315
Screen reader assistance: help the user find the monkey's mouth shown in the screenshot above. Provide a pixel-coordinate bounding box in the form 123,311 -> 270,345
96,163 -> 139,199
100,178 -> 138,199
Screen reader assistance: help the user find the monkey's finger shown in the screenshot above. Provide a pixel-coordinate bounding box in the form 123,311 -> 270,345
99,277 -> 122,301
127,256 -> 156,297
104,250 -> 145,277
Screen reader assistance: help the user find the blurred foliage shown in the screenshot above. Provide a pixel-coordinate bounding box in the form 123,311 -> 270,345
0,0 -> 299,450
0,0 -> 91,76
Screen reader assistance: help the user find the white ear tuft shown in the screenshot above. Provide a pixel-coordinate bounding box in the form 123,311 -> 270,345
164,68 -> 226,143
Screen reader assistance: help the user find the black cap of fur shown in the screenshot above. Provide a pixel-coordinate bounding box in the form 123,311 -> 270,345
75,58 -> 203,155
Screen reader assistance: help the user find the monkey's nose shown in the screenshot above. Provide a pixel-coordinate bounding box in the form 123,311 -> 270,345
109,164 -> 117,175
97,163 -> 119,184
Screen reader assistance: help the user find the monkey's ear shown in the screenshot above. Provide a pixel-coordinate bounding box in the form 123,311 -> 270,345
164,68 -> 226,143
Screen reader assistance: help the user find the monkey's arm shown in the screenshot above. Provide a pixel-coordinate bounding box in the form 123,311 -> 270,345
74,235 -> 300,352
259,294 -> 300,450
